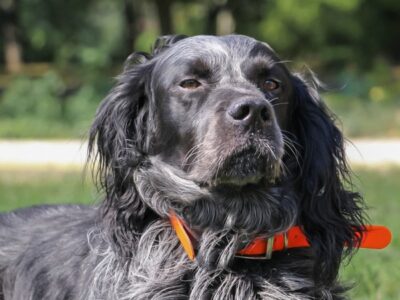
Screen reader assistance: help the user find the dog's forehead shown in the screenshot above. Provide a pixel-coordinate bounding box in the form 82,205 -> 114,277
155,35 -> 278,69
180,35 -> 257,56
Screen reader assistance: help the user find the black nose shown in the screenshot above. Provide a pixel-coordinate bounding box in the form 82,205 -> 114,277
227,99 -> 271,126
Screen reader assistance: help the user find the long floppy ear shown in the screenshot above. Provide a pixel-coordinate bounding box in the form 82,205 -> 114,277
288,73 -> 365,285
88,52 -> 156,254
88,35 -> 188,255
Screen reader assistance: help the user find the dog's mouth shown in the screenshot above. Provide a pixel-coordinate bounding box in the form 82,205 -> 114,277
202,145 -> 282,188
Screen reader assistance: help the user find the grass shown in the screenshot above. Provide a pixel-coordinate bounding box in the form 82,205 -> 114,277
0,168 -> 97,211
0,166 -> 399,299
340,166 -> 400,300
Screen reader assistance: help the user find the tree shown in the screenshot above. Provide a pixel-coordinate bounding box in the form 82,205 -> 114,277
153,0 -> 173,35
1,0 -> 23,73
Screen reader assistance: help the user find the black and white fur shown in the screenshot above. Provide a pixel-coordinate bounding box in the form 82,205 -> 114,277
0,35 -> 366,300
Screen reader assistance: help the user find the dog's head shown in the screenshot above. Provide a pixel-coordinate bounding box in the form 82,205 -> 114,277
148,35 -> 289,188
89,35 -> 365,284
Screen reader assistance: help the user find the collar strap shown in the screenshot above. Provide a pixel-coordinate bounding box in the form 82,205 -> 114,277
169,211 -> 392,261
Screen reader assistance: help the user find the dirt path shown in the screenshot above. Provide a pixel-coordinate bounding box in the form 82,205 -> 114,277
0,139 -> 399,168
345,139 -> 400,166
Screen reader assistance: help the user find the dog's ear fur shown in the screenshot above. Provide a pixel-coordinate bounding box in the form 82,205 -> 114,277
88,35 -> 188,255
288,73 -> 365,285
88,51 -> 157,255
152,34 -> 188,56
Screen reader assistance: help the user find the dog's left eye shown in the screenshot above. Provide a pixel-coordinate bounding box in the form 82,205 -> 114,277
180,79 -> 201,89
261,79 -> 280,91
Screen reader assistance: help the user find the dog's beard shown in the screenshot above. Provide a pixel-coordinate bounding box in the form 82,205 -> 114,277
210,146 -> 282,187
134,156 -> 297,268
186,136 -> 284,188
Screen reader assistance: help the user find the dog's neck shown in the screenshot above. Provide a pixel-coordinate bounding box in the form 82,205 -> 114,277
133,157 -> 391,269
133,156 -> 298,267
169,210 -> 391,263
169,210 -> 309,260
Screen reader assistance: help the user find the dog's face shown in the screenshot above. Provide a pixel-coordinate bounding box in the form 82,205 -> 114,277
150,35 -> 292,188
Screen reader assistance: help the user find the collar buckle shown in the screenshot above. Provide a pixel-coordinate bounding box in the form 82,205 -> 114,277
235,236 -> 275,260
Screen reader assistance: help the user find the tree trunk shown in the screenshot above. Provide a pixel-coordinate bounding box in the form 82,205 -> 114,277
124,0 -> 135,52
206,5 -> 218,35
1,0 -> 23,73
154,0 -> 173,35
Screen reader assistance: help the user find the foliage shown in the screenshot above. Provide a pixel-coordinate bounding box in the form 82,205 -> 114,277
323,59 -> 400,137
0,69 -> 113,138
0,0 -> 399,138
326,95 -> 400,137
18,0 -> 125,67
1,0 -> 399,71
0,72 -> 63,118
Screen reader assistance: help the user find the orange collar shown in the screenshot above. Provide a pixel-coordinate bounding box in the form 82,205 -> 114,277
169,211 -> 392,260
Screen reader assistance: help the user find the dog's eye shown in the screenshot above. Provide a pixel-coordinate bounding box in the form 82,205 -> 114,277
180,79 -> 201,89
262,79 -> 280,91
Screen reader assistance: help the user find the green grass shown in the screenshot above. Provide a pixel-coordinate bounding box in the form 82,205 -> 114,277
340,166 -> 400,300
0,168 -> 97,211
0,166 -> 399,298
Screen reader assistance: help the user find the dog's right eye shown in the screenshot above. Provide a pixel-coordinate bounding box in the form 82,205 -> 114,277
180,79 -> 201,89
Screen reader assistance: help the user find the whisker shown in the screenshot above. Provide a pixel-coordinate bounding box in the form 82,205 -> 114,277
269,97 -> 279,104
182,141 -> 209,167
282,134 -> 302,172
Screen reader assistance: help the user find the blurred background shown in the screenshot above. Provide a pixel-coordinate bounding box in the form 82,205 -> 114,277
0,0 -> 399,299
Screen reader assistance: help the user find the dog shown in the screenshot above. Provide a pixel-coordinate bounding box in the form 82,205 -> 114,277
0,35 -> 366,299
